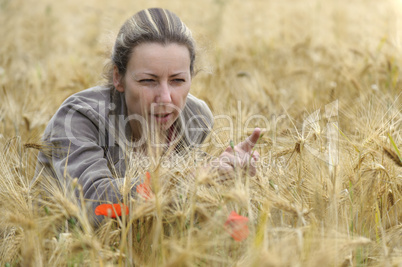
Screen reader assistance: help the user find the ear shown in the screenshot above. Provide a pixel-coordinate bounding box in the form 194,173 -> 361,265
113,66 -> 125,93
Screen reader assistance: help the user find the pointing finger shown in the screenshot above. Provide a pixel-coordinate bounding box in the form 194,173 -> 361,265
237,127 -> 261,152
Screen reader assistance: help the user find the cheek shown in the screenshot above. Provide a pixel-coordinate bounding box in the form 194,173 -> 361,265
140,91 -> 156,108
124,87 -> 148,114
125,90 -> 139,106
173,86 -> 191,107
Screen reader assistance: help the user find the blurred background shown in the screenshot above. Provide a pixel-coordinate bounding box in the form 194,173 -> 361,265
1,0 -> 401,137
0,0 -> 401,265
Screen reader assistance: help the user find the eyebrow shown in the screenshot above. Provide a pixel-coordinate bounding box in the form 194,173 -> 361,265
141,72 -> 187,78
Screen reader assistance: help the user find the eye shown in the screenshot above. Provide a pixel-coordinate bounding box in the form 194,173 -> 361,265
139,79 -> 155,83
172,79 -> 185,83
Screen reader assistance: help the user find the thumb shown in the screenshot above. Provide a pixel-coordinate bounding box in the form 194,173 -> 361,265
237,128 -> 261,152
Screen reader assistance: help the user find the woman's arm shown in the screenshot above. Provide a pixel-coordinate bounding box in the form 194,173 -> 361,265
37,97 -> 132,225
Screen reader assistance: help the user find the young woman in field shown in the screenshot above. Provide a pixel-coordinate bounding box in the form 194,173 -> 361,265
36,8 -> 261,224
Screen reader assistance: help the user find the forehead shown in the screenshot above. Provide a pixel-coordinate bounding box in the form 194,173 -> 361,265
129,42 -> 191,70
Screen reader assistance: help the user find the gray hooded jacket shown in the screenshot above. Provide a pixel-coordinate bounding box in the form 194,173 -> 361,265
35,86 -> 213,224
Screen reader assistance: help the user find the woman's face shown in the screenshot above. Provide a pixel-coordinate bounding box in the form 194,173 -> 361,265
114,42 -> 192,134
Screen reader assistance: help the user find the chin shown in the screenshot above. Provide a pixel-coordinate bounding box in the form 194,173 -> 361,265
159,123 -> 173,131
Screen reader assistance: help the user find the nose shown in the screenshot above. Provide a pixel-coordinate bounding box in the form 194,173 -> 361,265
156,81 -> 172,104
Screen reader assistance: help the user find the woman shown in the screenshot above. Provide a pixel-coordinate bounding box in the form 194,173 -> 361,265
36,8 -> 260,224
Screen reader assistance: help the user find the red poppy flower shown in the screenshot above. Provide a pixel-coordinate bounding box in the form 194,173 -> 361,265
136,171 -> 153,200
94,203 -> 129,218
224,211 -> 249,241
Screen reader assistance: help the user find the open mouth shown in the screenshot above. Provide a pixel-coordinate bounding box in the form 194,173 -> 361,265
151,113 -> 173,124
154,114 -> 170,118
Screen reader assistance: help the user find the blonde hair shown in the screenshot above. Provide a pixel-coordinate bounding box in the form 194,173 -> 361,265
104,8 -> 196,87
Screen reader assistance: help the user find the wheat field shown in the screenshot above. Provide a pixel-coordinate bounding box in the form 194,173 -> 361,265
0,0 -> 401,266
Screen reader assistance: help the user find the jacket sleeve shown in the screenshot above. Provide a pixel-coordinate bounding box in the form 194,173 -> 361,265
40,101 -> 131,225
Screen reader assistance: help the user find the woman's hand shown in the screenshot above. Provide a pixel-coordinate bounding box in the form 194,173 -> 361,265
214,128 -> 261,178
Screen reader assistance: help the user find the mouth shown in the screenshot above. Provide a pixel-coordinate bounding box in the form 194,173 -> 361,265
151,112 -> 173,124
153,113 -> 170,118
